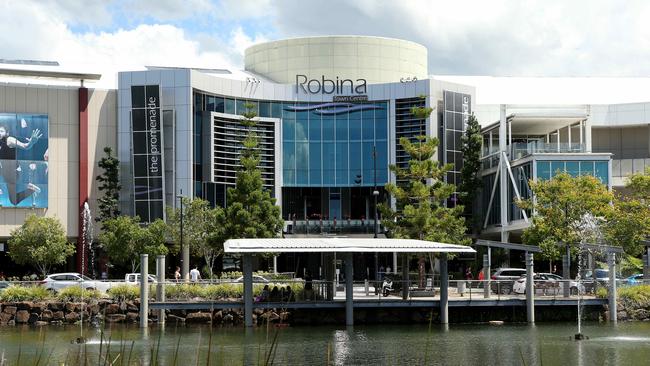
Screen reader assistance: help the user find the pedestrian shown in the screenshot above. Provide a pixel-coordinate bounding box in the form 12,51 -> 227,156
174,266 -> 181,282
478,267 -> 485,284
190,265 -> 201,283
465,266 -> 474,288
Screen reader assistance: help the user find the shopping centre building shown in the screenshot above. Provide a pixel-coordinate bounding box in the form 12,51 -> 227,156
0,35 -> 649,273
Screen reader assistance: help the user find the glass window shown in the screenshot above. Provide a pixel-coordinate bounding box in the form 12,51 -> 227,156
362,142 -> 375,185
336,115 -> 348,141
323,142 -> 335,185
375,104 -> 387,120
349,143 -> 362,183
336,142 -> 348,185
206,95 -> 215,111
309,116 -> 321,140
259,101 -> 271,117
283,119 -> 295,141
566,161 -> 579,177
362,118 -> 374,140
537,161 -> 550,181
375,117 -> 388,140
283,169 -> 295,186
309,143 -> 322,185
214,97 -> 224,113
580,161 -> 594,176
349,114 -> 362,140
595,161 -> 609,185
224,98 -> 235,114
551,161 -> 565,177
322,115 -> 335,141
295,119 -> 308,141
271,102 -> 282,118
283,142 -> 295,170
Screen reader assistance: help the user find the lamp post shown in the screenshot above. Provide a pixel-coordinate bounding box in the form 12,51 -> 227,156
373,146 -> 379,292
177,190 -> 188,281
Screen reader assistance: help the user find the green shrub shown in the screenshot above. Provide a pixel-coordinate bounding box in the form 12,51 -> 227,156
0,285 -> 50,302
203,283 -> 243,299
165,284 -> 204,300
595,286 -> 608,298
618,285 -> 650,307
108,284 -> 140,301
56,286 -> 102,302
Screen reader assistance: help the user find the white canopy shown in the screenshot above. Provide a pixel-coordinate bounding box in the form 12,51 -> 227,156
224,238 -> 475,254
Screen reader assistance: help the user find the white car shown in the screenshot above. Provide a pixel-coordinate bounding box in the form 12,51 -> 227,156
42,272 -> 113,293
512,273 -> 584,295
124,273 -> 157,285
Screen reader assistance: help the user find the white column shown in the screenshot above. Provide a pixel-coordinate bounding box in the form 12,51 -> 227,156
499,105 -> 508,242
243,254 -> 254,327
440,253 -> 449,324
156,255 -> 166,325
139,254 -> 149,328
608,253 -> 617,323
585,118 -> 592,153
526,253 -> 535,323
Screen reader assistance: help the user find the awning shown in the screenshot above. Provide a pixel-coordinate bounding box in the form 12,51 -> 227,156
224,238 -> 476,254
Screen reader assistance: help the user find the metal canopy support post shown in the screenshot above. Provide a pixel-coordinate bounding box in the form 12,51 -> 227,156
156,255 -> 166,325
608,253 -> 617,323
345,253 -> 354,326
440,253 -> 449,324
483,254 -> 490,299
499,105 -> 508,243
401,254 -> 409,300
139,254 -> 149,328
563,244 -> 571,298
526,252 -> 535,323
243,254 -> 254,327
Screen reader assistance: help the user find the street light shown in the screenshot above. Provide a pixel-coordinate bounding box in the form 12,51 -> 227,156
177,190 -> 187,281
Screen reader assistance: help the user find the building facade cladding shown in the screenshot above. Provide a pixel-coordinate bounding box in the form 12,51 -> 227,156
117,68 -> 475,222
0,83 -> 116,239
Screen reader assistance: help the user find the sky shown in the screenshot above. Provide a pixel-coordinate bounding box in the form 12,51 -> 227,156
2,0 -> 650,103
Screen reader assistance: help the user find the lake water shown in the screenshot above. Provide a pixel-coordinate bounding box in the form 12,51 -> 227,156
1,322 -> 650,365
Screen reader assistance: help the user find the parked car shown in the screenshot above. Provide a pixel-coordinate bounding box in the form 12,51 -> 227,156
234,275 -> 269,283
490,268 -> 527,294
0,281 -> 9,293
124,273 -> 157,285
624,274 -> 644,286
512,273 -> 584,295
41,273 -> 113,293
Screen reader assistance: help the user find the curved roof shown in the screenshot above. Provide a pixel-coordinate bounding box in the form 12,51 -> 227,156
224,238 -> 475,253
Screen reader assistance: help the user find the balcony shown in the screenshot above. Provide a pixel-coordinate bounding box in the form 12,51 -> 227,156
481,142 -> 586,170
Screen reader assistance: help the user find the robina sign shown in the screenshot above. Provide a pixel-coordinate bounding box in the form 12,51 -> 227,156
296,75 -> 367,94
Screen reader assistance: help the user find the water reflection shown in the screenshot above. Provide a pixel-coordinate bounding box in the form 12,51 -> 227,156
1,322 -> 650,365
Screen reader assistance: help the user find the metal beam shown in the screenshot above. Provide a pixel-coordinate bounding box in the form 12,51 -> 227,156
475,239 -> 542,253
555,242 -> 624,254
502,152 -> 528,222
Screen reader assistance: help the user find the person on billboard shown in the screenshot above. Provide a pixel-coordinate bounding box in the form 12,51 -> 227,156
0,124 -> 43,160
0,161 -> 41,206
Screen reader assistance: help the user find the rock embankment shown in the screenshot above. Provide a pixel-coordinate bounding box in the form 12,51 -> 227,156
0,300 -> 290,326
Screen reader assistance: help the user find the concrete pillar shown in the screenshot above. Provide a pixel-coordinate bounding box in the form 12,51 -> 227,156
526,253 -> 535,324
139,254 -> 148,328
483,254 -> 490,299
273,255 -> 278,274
243,254 -> 253,327
608,253 -> 617,323
156,255 -> 166,325
401,254 -> 409,300
440,253 -> 449,324
584,117 -> 592,153
345,253 -> 354,326
393,252 -> 397,274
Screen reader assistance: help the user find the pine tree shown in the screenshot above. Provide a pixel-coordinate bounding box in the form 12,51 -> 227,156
459,113 -> 483,234
224,102 -> 283,239
96,147 -> 121,223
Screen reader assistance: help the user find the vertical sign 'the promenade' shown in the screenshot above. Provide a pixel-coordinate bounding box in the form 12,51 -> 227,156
131,85 -> 165,222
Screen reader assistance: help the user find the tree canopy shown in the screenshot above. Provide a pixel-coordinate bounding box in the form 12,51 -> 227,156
379,102 -> 469,247
458,113 -> 483,233
96,147 -> 121,224
519,172 -> 613,261
8,215 -> 74,277
167,197 -> 226,278
99,216 -> 168,272
224,102 -> 283,240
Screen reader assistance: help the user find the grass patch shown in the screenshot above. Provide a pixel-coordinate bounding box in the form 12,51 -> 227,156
618,285 -> 650,307
107,284 -> 140,302
0,285 -> 50,302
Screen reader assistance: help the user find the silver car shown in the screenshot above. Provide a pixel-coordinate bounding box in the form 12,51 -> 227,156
42,272 -> 112,293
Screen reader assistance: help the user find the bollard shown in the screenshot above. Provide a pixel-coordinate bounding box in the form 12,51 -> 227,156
156,255 -> 165,325
483,254 -> 490,299
608,253 -> 617,323
139,254 -> 149,328
526,253 -> 535,324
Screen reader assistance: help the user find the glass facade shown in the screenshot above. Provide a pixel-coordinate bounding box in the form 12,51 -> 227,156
282,102 -> 389,187
536,160 -> 609,185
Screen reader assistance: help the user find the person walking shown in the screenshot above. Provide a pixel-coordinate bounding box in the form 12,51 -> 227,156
190,265 -> 201,283
174,266 -> 181,282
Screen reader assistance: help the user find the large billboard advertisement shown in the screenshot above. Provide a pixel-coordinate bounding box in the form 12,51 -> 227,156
131,85 -> 165,222
0,113 -> 48,208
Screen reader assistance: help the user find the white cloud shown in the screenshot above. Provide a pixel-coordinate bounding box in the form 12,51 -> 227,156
125,0 -> 215,21
230,26 -> 269,56
0,0 -> 239,88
